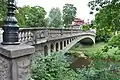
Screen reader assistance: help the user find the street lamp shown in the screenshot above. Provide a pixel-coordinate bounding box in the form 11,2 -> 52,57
2,0 -> 20,45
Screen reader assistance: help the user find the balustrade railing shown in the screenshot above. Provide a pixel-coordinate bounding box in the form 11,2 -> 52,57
18,27 -> 95,44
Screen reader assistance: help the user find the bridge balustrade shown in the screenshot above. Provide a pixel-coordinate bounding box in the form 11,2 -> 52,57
19,27 -> 95,44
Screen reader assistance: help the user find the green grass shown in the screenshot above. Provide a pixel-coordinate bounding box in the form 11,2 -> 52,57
69,42 -> 120,61
69,42 -> 106,54
68,42 -> 120,79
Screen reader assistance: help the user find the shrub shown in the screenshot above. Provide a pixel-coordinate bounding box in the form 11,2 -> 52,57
31,52 -> 120,80
108,34 -> 120,49
31,53 -> 78,80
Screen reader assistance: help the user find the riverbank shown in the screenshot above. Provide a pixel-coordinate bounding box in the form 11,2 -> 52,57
69,42 -> 106,54
67,42 -> 120,79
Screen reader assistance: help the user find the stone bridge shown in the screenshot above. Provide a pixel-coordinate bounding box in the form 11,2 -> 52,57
0,27 -> 96,80
18,27 -> 96,56
0,1 -> 96,79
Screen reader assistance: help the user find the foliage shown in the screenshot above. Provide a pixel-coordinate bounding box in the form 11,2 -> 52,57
16,6 -> 47,27
70,42 -> 120,61
62,4 -> 77,27
31,51 -> 120,80
88,0 -> 120,42
48,7 -> 62,28
82,25 -> 90,31
108,34 -> 120,49
31,53 -> 78,80
70,42 -> 106,55
95,29 -> 112,42
0,0 -> 7,26
77,63 -> 120,80
0,0 -> 7,21
84,45 -> 120,61
94,33 -> 120,61
0,1 -> 47,28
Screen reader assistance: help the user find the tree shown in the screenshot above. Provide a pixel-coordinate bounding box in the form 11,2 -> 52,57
88,0 -> 120,42
16,6 -> 47,27
48,7 -> 62,28
88,0 -> 120,32
0,0 -> 7,26
62,4 -> 77,27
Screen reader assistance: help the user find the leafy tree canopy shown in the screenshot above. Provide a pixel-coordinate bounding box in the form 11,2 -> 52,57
88,0 -> 120,42
0,0 -> 7,26
88,0 -> 120,32
16,6 -> 47,27
62,4 -> 77,27
48,7 -> 62,28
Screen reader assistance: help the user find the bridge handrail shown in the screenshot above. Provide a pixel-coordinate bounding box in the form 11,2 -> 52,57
18,27 -> 96,44
19,27 -> 83,31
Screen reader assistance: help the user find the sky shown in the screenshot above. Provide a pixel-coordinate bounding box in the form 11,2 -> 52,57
17,0 -> 95,22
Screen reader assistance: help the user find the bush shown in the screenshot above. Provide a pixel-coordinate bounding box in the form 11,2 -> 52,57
96,34 -> 111,43
108,34 -> 120,49
31,52 -> 120,80
77,64 -> 120,80
31,53 -> 78,80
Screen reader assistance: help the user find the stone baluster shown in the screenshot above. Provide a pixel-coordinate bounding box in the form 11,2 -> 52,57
18,31 -> 22,42
29,31 -> 33,41
24,31 -> 27,42
26,31 -> 31,42
27,31 -> 30,41
21,31 -> 24,42
25,31 -> 29,42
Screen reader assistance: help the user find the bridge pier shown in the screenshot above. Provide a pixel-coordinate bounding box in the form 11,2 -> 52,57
58,42 -> 61,51
48,44 -> 51,55
50,43 -> 55,53
53,44 -> 56,52
55,42 -> 59,51
0,44 -> 35,80
69,39 -> 71,43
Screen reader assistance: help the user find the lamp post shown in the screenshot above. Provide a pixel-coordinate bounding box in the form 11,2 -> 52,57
2,0 -> 20,45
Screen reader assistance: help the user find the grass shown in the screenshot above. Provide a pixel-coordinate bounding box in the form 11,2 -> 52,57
69,42 -> 120,79
69,42 -> 120,61
69,42 -> 120,80
69,42 -> 106,54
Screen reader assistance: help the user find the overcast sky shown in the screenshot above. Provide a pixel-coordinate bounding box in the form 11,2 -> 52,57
17,0 -> 95,22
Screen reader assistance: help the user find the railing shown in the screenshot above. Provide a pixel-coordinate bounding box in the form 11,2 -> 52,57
18,27 -> 96,44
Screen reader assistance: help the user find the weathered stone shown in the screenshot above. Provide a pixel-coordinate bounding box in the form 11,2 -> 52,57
0,44 -> 35,80
0,55 -> 10,80
0,44 -> 34,58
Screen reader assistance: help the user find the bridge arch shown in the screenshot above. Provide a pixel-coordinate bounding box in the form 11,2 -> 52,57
79,36 -> 95,44
61,35 -> 95,54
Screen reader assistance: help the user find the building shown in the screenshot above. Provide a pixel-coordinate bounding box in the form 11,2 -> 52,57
71,18 -> 85,29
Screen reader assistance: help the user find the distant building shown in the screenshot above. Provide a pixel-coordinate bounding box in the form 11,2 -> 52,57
71,18 -> 85,29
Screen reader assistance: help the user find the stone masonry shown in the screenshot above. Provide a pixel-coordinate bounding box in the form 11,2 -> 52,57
0,44 -> 35,80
